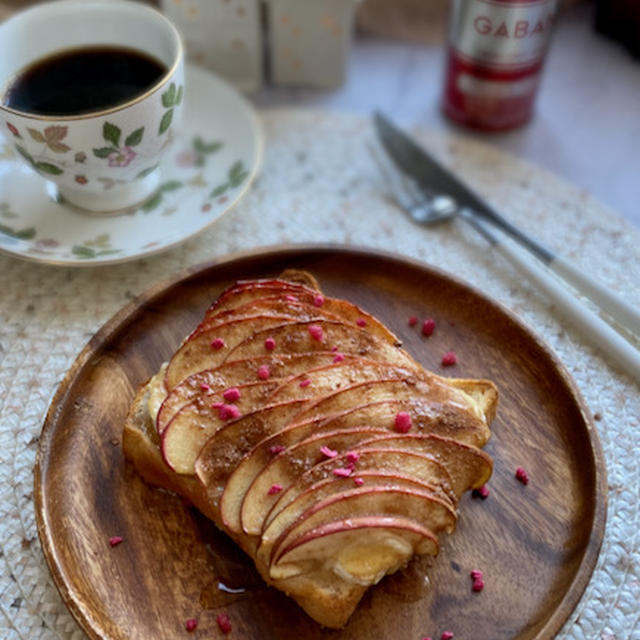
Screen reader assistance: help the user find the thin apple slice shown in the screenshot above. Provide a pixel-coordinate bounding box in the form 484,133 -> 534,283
164,315 -> 302,390
201,279 -> 402,347
155,351 -> 338,433
269,516 -> 438,582
224,319 -> 417,370
261,448 -> 456,532
265,485 -> 455,575
238,428 -> 453,536
257,475 -> 456,569
355,432 -> 492,497
294,378 -> 490,446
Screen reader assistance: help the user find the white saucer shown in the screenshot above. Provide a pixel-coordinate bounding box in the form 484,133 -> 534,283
0,65 -> 262,266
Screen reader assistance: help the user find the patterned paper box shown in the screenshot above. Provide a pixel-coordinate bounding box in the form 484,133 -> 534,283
265,0 -> 361,88
160,0 -> 263,93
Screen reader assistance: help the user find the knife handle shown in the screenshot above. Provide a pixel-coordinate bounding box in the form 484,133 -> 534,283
462,212 -> 640,382
550,255 -> 640,337
474,206 -> 640,337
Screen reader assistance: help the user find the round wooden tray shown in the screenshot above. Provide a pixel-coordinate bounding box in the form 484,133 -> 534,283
34,245 -> 606,640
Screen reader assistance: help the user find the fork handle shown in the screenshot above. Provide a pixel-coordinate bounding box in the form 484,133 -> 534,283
472,206 -> 640,337
464,213 -> 640,381
549,255 -> 640,336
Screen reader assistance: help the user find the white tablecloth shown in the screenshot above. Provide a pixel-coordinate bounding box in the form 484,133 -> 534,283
1,110 -> 638,639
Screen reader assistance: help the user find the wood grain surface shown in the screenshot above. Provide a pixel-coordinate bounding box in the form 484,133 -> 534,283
34,245 -> 606,640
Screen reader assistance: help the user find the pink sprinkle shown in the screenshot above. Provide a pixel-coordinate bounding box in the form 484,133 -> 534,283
200,383 -> 211,391
394,411 -> 412,433
269,445 -> 285,455
409,316 -> 419,327
216,612 -> 232,634
219,404 -> 240,420
223,387 -> 240,402
442,633 -> 454,640
313,294 -> 325,307
268,484 -> 283,495
308,324 -> 324,342
185,618 -> 198,632
109,536 -> 123,547
211,401 -> 224,409
470,569 -> 483,580
354,477 -> 364,486
515,466 -> 529,485
472,485 -> 490,499
257,365 -> 270,380
422,318 -> 436,337
320,445 -> 338,458
472,578 -> 485,592
356,318 -> 366,327
285,294 -> 297,302
211,337 -> 225,350
346,451 -> 360,464
441,351 -> 458,366
299,378 -> 311,388
264,337 -> 276,351
333,352 -> 345,363
332,467 -> 353,478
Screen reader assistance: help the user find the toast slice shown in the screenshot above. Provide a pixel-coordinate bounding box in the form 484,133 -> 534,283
122,273 -> 498,629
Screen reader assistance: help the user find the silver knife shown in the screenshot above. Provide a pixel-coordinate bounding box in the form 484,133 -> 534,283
374,111 -> 640,338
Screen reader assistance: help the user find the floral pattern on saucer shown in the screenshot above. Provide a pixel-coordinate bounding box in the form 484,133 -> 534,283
0,66 -> 261,266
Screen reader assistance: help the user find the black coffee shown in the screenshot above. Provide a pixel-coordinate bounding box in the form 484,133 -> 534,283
2,46 -> 167,116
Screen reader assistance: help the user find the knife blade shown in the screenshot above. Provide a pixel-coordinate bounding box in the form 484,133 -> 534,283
373,111 -> 640,338
373,111 -> 552,263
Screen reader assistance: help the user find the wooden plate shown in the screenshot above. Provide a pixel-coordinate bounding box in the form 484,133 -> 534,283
34,245 -> 606,640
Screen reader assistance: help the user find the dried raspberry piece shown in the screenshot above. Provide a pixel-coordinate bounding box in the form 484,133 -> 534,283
216,612 -> 232,634
332,467 -> 353,478
472,485 -> 490,499
333,352 -> 345,363
515,467 -> 529,485
264,337 -> 276,351
299,378 -> 311,388
346,451 -> 360,464
409,316 -> 419,327
421,318 -> 436,337
313,294 -> 325,307
308,324 -> 324,341
109,536 -> 123,547
394,411 -> 412,433
219,404 -> 240,420
257,365 -> 270,380
185,618 -> 198,632
268,484 -> 283,495
472,578 -> 485,592
470,569 -> 483,580
356,318 -> 366,327
441,351 -> 457,366
320,445 -> 338,458
223,387 -> 240,402
211,337 -> 225,350
269,445 -> 285,455
354,477 -> 364,486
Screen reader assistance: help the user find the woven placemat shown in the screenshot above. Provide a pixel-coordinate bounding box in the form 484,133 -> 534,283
0,110 -> 638,639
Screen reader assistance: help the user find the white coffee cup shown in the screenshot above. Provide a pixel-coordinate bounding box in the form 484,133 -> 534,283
0,0 -> 184,214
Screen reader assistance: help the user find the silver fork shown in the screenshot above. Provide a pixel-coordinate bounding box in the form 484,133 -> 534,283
372,144 -> 640,382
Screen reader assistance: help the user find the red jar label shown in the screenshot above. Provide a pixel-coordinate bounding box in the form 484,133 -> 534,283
442,0 -> 559,131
